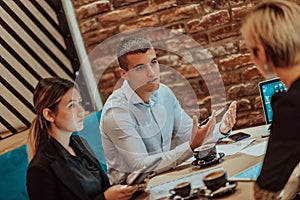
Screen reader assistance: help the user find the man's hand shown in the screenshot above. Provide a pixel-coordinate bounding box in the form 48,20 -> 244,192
189,111 -> 216,150
220,101 -> 237,134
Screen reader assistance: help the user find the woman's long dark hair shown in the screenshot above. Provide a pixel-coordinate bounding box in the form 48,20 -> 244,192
28,77 -> 77,161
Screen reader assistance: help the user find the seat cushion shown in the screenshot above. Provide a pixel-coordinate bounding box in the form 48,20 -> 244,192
0,145 -> 29,200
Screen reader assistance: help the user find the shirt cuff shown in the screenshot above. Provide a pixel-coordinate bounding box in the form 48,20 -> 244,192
220,129 -> 232,136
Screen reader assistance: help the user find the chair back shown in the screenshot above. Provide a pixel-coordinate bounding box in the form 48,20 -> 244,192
73,110 -> 107,174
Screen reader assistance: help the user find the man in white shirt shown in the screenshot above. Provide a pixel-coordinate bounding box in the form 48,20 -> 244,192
100,37 -> 237,184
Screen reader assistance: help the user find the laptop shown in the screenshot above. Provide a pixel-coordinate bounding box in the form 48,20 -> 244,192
258,78 -> 287,136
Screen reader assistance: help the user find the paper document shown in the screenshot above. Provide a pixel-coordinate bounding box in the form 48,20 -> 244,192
240,141 -> 268,156
216,139 -> 255,156
180,138 -> 255,166
148,167 -> 223,200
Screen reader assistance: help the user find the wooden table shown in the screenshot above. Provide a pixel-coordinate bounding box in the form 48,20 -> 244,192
134,125 -> 268,200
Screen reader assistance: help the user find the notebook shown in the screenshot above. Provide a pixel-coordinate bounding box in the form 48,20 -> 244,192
258,78 -> 287,136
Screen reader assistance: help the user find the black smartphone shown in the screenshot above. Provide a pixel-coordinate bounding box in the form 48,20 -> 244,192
228,132 -> 251,141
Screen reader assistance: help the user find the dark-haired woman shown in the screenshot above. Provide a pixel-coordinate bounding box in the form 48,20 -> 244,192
26,77 -> 137,200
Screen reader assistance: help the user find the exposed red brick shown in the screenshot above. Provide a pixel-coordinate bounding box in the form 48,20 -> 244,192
136,0 -> 177,15
166,23 -> 186,34
208,41 -> 239,58
190,32 -> 209,46
254,96 -> 263,109
235,110 -> 265,129
159,4 -> 201,24
227,83 -> 258,99
187,10 -> 230,33
214,0 -> 231,7
79,18 -> 100,33
177,0 -> 201,5
228,0 -> 246,6
242,66 -> 264,80
221,71 -> 242,85
164,36 -> 200,52
209,24 -> 241,42
158,55 -> 181,67
111,0 -> 142,8
193,61 -> 220,75
98,72 -> 116,89
72,0 -> 99,8
231,5 -> 252,21
160,71 -> 178,84
76,1 -> 111,19
83,27 -> 118,46
239,39 -> 248,51
71,0 -> 270,129
237,98 -> 252,112
177,64 -> 200,79
92,55 -> 118,73
97,8 -> 136,26
218,53 -> 251,71
119,15 -> 159,32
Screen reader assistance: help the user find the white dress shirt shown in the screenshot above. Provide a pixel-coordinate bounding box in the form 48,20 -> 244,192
100,81 -> 223,184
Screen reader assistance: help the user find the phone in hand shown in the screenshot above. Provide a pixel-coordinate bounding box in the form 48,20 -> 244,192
126,157 -> 162,185
228,132 -> 251,142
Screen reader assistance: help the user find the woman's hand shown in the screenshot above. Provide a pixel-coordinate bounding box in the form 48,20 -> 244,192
220,101 -> 237,134
104,184 -> 138,200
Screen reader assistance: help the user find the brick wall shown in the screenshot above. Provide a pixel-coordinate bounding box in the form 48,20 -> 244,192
71,0 -> 300,129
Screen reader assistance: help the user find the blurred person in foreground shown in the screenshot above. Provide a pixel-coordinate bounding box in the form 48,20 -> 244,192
26,77 -> 137,200
100,37 -> 237,184
241,0 -> 300,199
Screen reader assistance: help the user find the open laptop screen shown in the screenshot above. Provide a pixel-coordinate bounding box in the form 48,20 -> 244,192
258,78 -> 287,124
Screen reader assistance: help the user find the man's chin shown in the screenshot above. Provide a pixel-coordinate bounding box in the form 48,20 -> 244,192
146,83 -> 159,91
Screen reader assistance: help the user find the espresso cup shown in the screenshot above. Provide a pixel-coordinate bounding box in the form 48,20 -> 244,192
193,143 -> 216,161
203,169 -> 227,191
169,181 -> 191,197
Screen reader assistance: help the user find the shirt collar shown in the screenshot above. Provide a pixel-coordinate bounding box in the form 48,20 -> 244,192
122,80 -> 159,106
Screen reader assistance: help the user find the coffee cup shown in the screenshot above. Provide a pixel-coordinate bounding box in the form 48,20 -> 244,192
193,143 -> 216,161
169,181 -> 191,197
203,169 -> 227,191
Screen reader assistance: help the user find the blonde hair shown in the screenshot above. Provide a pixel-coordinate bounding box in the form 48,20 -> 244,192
241,0 -> 300,68
28,77 -> 77,161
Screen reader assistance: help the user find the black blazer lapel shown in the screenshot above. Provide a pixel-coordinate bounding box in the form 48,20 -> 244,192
50,159 -> 89,200
73,136 -> 111,188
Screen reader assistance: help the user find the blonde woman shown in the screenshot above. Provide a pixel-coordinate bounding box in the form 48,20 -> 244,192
241,0 -> 300,199
27,77 -> 137,200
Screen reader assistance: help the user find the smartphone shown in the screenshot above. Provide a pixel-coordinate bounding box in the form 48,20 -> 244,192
199,108 -> 225,126
126,157 -> 162,185
228,132 -> 251,141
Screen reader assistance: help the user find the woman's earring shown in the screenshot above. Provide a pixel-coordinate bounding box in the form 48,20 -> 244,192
264,64 -> 268,70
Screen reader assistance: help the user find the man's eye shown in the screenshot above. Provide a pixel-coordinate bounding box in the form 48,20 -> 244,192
135,65 -> 146,71
151,60 -> 158,64
151,60 -> 158,67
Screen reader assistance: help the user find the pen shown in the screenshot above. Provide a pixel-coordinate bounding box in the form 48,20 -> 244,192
199,117 -> 209,126
198,108 -> 224,126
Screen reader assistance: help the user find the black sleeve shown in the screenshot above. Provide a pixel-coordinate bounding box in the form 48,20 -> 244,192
95,193 -> 106,200
256,92 -> 300,191
27,165 -> 60,200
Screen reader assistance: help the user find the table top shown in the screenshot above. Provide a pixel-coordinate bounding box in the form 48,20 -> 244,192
134,125 -> 269,200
